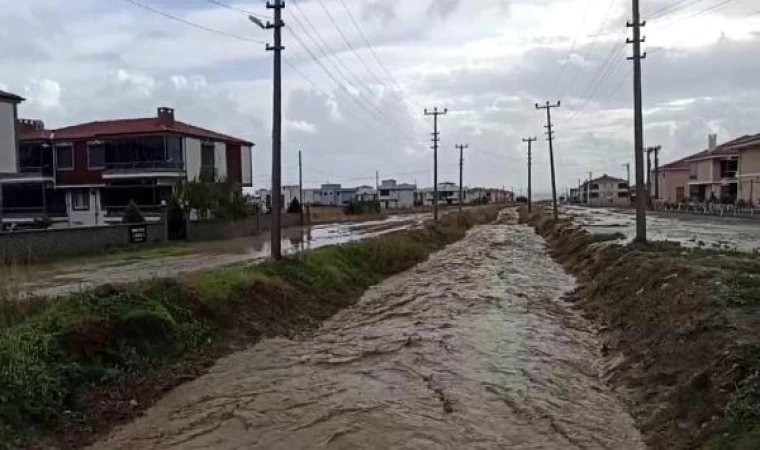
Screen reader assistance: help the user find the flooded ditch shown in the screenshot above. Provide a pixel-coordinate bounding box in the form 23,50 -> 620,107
90,210 -> 643,449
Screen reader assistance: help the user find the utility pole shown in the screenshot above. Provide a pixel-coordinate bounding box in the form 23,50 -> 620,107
424,107 -> 447,220
623,163 -> 631,188
523,137 -> 537,212
654,145 -> 661,200
535,101 -> 561,219
646,147 -> 652,201
250,3 -> 285,259
588,171 -> 593,204
628,0 -> 647,242
375,170 -> 379,192
298,150 -> 304,226
456,144 -> 469,213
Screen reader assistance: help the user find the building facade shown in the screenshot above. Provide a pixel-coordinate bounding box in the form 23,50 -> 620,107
585,175 -> 630,207
3,104 -> 253,229
378,179 -> 415,209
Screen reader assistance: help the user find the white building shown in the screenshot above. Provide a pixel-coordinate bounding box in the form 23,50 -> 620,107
378,179 -> 416,209
355,185 -> 377,202
417,182 -> 460,205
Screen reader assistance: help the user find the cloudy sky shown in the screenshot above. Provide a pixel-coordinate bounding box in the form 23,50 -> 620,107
1,0 -> 759,194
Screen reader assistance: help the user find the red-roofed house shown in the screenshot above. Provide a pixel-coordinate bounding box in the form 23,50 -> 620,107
686,136 -> 741,202
3,105 -> 253,228
653,151 -> 708,203
724,134 -> 760,204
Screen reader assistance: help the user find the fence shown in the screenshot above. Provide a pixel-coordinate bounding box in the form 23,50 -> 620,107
0,222 -> 166,263
186,213 -> 305,242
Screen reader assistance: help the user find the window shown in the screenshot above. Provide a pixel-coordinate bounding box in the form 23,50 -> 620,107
676,187 -> 685,201
689,163 -> 698,180
72,189 -> 90,211
380,190 -> 390,196
618,192 -> 629,198
590,192 -> 600,199
590,184 -> 599,190
88,143 -> 105,170
166,136 -> 183,167
56,144 -> 74,170
201,142 -> 215,168
618,183 -> 628,189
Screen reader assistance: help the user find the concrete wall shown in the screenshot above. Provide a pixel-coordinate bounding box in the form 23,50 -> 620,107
66,188 -> 103,227
0,101 -> 17,173
185,137 -> 202,181
214,141 -> 227,179
658,169 -> 690,203
241,145 -> 253,186
0,222 -> 165,263
186,213 -> 303,242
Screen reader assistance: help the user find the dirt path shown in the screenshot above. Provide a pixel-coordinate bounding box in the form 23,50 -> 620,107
89,211 -> 642,449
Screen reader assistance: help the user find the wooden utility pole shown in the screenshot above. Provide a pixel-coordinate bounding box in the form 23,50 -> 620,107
424,107 -> 447,221
523,137 -> 537,212
252,1 -> 286,259
628,0 -> 647,242
535,101 -> 561,219
298,150 -> 304,226
456,144 -> 468,213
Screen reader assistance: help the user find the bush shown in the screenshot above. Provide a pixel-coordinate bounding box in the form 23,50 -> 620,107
344,200 -> 381,215
286,197 -> 302,214
124,201 -> 144,224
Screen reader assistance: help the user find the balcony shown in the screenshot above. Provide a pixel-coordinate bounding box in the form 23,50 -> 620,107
102,161 -> 185,179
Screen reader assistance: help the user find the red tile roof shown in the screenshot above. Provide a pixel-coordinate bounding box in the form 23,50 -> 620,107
722,133 -> 760,151
44,117 -> 253,146
0,89 -> 24,103
660,150 -> 709,170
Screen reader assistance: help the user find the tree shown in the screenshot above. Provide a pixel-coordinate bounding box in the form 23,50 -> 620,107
124,200 -> 145,224
287,197 -> 302,214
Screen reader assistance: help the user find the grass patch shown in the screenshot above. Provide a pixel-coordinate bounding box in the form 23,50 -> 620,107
0,206 -> 499,449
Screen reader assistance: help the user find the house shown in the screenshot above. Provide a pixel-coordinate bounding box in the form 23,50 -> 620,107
355,185 -> 377,202
417,182 -> 460,206
377,179 -> 415,209
724,134 -> 760,203
5,105 -> 253,228
686,135 -> 739,203
652,152 -> 705,203
585,174 -> 629,206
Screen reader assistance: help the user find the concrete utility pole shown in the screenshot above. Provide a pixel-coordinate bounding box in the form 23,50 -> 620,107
298,150 -> 304,226
523,137 -> 537,212
424,107 -> 448,221
646,147 -> 652,200
623,162 -> 631,188
588,171 -> 593,204
250,3 -> 285,259
654,145 -> 661,200
535,101 -> 561,219
456,144 -> 469,213
628,0 -> 647,242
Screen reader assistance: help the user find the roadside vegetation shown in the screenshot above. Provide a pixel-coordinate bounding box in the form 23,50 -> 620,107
0,206 -> 499,449
522,206 -> 760,450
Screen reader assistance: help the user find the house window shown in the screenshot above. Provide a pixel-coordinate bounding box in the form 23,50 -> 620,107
618,192 -> 629,198
380,190 -> 390,196
88,143 -> 105,170
590,184 -> 599,190
56,144 -> 74,170
72,189 -> 90,211
590,192 -> 600,198
166,136 -> 183,167
676,187 -> 685,200
689,164 -> 698,180
618,183 -> 628,189
201,142 -> 215,168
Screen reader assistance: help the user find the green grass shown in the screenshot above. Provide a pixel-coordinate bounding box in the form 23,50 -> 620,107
0,206 -> 499,447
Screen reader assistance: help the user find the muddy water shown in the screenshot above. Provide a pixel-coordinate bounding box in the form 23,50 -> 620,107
90,211 -> 643,450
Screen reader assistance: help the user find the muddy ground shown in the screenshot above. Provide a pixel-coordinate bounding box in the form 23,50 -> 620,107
89,210 -> 642,450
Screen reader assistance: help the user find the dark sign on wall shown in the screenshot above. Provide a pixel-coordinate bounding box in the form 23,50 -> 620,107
129,225 -> 148,244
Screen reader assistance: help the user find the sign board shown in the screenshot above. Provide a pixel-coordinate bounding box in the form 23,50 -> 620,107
129,225 -> 148,244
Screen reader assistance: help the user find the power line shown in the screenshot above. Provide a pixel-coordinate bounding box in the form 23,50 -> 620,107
336,0 -> 422,109
122,0 -> 266,44
204,0 -> 271,20
550,0 -> 593,99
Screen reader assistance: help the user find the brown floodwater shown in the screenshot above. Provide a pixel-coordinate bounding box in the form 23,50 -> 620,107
90,210 -> 643,449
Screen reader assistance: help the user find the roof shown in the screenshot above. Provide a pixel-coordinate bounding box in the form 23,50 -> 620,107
659,150 -> 709,171
19,116 -> 253,146
0,89 -> 24,103
723,133 -> 760,151
589,174 -> 627,184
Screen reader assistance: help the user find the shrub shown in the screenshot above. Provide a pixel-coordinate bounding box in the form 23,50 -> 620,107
287,197 -> 302,214
124,201 -> 144,224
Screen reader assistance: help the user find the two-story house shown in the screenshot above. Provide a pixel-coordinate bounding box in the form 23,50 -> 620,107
687,137 -> 739,203
585,174 -> 629,207
5,104 -> 253,228
378,179 -> 415,209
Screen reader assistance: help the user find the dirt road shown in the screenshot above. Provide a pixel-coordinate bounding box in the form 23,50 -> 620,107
10,214 -> 427,299
565,205 -> 760,252
90,211 -> 642,449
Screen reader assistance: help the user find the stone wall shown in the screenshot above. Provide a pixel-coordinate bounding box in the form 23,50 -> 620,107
0,222 -> 166,263
186,213 -> 305,242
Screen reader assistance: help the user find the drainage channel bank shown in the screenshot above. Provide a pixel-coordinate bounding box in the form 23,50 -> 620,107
522,206 -> 760,450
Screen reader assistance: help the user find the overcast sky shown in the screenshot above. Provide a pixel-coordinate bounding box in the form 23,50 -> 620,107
1,0 -> 759,194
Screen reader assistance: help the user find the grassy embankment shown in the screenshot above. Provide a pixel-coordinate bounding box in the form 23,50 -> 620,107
0,206 -> 499,449
522,207 -> 760,450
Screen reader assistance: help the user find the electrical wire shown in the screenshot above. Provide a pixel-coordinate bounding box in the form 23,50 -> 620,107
549,0 -> 593,99
204,0 -> 271,20
122,0 -> 266,44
